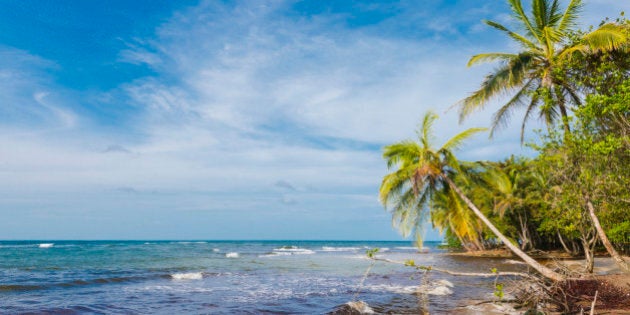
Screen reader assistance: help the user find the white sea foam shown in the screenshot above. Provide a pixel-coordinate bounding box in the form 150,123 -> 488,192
365,284 -> 418,294
212,248 -> 220,252
435,279 -> 454,288
226,252 -> 239,258
273,247 -> 315,255
321,246 -> 360,252
505,259 -> 526,265
426,286 -> 453,295
346,301 -> 375,314
259,251 -> 293,257
366,282 -> 454,296
38,243 -> 54,248
171,272 -> 203,280
394,246 -> 418,250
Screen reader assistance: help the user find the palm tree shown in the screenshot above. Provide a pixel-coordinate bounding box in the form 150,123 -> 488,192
483,165 -> 538,250
430,186 -> 485,251
379,111 -> 565,281
458,0 -> 628,141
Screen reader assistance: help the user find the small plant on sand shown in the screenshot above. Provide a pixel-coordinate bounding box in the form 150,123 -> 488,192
365,248 -> 379,258
491,268 -> 505,301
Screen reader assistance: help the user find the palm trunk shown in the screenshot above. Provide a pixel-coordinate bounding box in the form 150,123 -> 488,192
586,197 -> 630,273
444,176 -> 565,281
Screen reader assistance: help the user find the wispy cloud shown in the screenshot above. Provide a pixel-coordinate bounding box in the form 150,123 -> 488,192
0,0 -> 624,239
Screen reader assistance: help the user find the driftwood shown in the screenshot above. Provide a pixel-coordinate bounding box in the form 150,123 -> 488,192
589,290 -> 597,315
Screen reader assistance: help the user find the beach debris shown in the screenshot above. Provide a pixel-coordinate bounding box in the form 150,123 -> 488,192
514,276 -> 630,313
589,290 -> 598,315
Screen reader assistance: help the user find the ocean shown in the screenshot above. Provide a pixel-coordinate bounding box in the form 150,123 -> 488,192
0,240 -> 527,314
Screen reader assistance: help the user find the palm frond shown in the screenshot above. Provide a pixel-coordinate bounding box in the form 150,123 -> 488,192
458,53 -> 534,121
561,82 -> 582,107
379,165 -> 416,205
467,52 -> 520,67
542,26 -> 558,56
557,0 -> 583,33
390,188 -> 429,238
483,20 -> 540,51
507,0 -> 542,42
539,98 -> 560,126
490,78 -> 537,137
520,88 -> 541,143
419,111 -> 438,149
556,43 -> 587,60
547,0 -> 563,27
441,127 -> 487,152
532,0 -> 550,30
582,23 -> 628,52
382,141 -> 421,169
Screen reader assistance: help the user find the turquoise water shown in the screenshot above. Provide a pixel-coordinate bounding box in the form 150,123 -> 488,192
0,240 -> 526,314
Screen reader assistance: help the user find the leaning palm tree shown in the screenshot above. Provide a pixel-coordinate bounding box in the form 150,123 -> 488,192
379,111 -> 565,281
458,0 -> 628,141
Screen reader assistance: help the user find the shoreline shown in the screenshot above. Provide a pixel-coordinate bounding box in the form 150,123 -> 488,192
444,248 -> 628,260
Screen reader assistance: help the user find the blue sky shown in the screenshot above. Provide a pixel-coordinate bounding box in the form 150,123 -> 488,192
0,0 -> 626,240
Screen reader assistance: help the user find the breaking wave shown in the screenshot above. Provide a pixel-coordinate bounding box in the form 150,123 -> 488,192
170,272 -> 203,280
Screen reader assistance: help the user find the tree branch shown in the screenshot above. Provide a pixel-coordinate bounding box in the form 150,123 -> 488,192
369,256 -> 537,280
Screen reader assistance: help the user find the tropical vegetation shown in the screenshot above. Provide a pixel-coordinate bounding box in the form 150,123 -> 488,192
379,0 -> 630,280
457,0 -> 627,140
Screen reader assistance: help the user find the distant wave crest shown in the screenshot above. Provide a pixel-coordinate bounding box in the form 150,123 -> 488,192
171,272 -> 203,280
320,246 -> 360,252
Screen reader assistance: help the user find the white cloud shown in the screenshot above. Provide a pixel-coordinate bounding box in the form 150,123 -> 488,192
1,0 -> 621,239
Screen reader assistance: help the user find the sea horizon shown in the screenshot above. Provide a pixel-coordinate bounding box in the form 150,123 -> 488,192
0,239 -> 444,242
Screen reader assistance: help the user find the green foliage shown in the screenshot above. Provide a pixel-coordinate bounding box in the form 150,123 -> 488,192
494,283 -> 505,300
365,248 -> 379,258
459,0 -> 629,140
